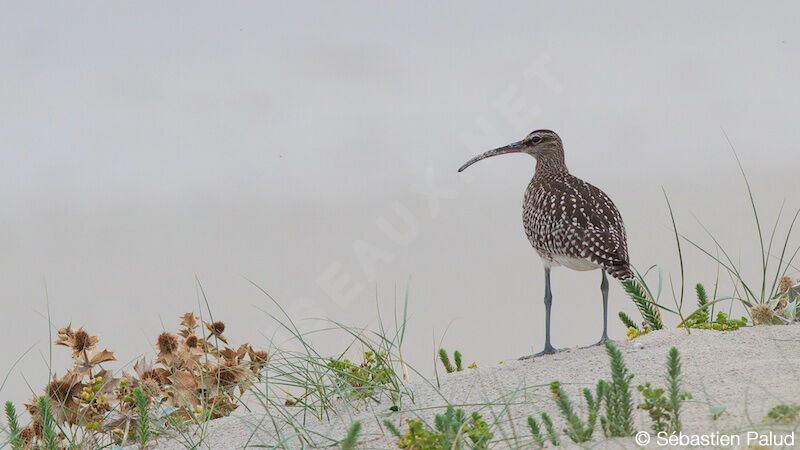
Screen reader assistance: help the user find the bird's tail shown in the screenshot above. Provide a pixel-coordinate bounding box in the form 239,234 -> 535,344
607,263 -> 635,281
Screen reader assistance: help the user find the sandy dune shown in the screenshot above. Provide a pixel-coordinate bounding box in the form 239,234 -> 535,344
145,325 -> 800,449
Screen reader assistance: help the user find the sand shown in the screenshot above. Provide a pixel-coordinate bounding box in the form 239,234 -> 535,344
142,325 -> 800,449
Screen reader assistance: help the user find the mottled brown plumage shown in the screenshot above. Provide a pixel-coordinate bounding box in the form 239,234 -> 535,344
459,129 -> 632,356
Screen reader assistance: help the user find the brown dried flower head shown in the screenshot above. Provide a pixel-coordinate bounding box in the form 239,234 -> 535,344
48,373 -> 80,403
185,335 -> 199,349
751,303 -> 773,325
207,321 -> 225,334
216,363 -> 240,387
248,346 -> 268,364
73,330 -> 92,351
778,276 -> 795,294
130,358 -> 169,387
55,324 -> 98,357
142,369 -> 163,384
204,321 -> 228,344
157,332 -> 179,355
142,379 -> 162,397
20,426 -> 34,443
180,312 -> 198,330
32,416 -> 43,438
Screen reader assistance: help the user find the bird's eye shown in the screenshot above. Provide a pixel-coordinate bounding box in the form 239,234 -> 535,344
530,136 -> 541,144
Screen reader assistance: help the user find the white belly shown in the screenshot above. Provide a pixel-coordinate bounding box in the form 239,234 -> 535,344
544,254 -> 601,271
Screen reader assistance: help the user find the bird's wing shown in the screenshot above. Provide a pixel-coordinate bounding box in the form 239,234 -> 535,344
555,176 -> 631,275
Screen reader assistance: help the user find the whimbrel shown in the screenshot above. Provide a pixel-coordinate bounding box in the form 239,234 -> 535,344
458,130 -> 633,357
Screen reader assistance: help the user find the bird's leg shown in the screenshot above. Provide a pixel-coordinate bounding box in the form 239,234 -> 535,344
541,267 -> 556,352
520,267 -> 564,359
598,270 -> 610,344
581,270 -> 610,349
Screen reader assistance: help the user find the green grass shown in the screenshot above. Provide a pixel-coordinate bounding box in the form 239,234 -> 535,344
681,134 -> 800,312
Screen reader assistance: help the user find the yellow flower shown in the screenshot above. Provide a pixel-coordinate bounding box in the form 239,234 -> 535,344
626,326 -> 641,341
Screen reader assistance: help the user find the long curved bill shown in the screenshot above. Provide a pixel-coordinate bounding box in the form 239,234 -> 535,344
458,141 -> 524,172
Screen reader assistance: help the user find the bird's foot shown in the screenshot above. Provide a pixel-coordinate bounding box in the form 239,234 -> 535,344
519,345 -> 567,360
579,336 -> 610,350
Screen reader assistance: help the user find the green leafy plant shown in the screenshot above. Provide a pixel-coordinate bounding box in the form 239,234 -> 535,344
696,282 -> 709,312
527,415 -> 545,447
637,347 -> 691,433
764,403 -> 800,423
438,348 -> 475,374
665,347 -> 690,432
540,412 -> 559,446
618,311 -> 639,331
621,277 -> 664,331
327,351 -> 393,399
4,401 -> 24,450
684,283 -> 748,330
341,420 -> 362,450
599,341 -> 634,437
37,396 -> 58,450
133,387 -> 151,446
386,405 -> 493,449
438,348 -> 458,373
548,380 -> 602,443
637,383 -> 670,433
684,310 -> 747,330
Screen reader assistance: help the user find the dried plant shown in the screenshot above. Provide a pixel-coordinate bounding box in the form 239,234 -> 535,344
9,313 -> 268,447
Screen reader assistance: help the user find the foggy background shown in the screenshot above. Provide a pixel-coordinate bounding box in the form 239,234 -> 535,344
2,1 -> 800,405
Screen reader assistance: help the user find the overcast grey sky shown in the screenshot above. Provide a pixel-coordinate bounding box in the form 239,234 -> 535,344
2,1 -> 799,404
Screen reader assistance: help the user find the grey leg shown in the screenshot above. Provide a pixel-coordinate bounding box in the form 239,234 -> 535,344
539,267 -> 556,353
599,270 -> 610,344
521,267 -> 563,359
580,270 -> 610,349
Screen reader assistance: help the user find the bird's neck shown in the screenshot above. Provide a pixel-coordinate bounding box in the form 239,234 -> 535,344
533,158 -> 569,181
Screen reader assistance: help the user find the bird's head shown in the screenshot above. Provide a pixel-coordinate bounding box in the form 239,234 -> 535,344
458,129 -> 564,172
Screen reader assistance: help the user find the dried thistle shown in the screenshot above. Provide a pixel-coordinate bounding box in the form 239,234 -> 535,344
248,346 -> 268,365
74,349 -> 116,375
778,276 -> 794,294
19,426 -> 34,444
157,332 -> 179,355
155,332 -> 182,368
751,303 -> 773,325
185,335 -> 199,349
220,344 -> 248,363
47,372 -> 82,403
55,325 -> 99,357
204,321 -> 228,344
179,312 -> 199,337
127,358 -> 168,390
31,415 -> 43,439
